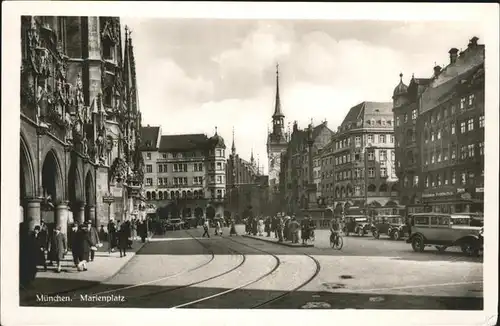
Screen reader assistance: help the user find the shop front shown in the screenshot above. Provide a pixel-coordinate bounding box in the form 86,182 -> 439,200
422,186 -> 483,214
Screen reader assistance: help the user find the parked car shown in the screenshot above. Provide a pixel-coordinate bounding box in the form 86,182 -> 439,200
371,215 -> 402,239
406,213 -> 483,256
344,216 -> 371,236
386,216 -> 410,241
166,218 -> 184,231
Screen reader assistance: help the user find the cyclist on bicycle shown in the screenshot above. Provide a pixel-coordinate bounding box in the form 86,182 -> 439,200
330,217 -> 340,245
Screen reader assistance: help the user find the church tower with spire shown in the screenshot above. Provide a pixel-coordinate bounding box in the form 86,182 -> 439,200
267,63 -> 289,195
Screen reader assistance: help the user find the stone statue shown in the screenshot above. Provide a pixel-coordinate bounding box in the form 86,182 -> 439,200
64,111 -> 73,142
81,131 -> 88,156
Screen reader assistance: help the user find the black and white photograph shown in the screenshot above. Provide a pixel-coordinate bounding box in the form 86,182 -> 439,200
1,2 -> 498,326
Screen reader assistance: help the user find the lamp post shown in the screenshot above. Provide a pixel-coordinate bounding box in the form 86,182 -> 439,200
103,192 -> 114,253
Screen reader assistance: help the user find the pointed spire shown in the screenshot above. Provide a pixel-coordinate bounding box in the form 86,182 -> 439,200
231,126 -> 236,154
273,63 -> 284,118
250,148 -> 254,164
215,126 -> 218,135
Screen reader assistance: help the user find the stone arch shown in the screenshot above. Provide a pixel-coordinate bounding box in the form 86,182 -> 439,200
340,186 -> 346,198
170,191 -> 175,199
159,191 -> 163,200
42,149 -> 64,203
84,170 -> 95,223
182,190 -> 187,198
182,207 -> 191,218
164,191 -> 168,199
391,182 -> 399,196
68,162 -> 84,208
194,206 -> 204,219
379,183 -> 388,193
146,191 -> 151,200
151,191 -> 156,200
367,184 -> 377,192
20,134 -> 36,201
346,184 -> 353,197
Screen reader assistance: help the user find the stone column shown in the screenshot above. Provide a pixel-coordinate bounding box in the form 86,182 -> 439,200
55,201 -> 69,236
87,205 -> 97,226
74,202 -> 86,224
25,198 -> 42,231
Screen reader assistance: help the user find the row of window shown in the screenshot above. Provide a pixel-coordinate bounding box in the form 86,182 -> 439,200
424,169 -> 484,188
145,175 -> 224,187
317,149 -> 396,168
423,115 -> 484,143
145,189 -> 225,201
422,142 -> 484,165
145,149 -> 226,161
396,109 -> 418,126
318,183 -> 398,195
146,162 -> 225,174
334,134 -> 394,151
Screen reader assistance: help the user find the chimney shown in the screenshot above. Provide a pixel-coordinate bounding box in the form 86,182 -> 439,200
448,48 -> 459,64
433,65 -> 442,77
468,36 -> 479,48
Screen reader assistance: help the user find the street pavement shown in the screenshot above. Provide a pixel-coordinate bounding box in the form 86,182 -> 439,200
23,225 -> 483,309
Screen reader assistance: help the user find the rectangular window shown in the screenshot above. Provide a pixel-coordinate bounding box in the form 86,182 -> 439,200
367,134 -> 374,143
451,123 -> 455,135
183,177 -> 188,185
468,144 -> 475,158
479,142 -> 484,155
437,131 -> 441,140
461,172 -> 466,185
437,174 -> 441,186
460,97 -> 466,110
164,178 -> 168,185
368,150 -> 375,161
355,136 -> 361,147
217,149 -> 222,157
380,167 -> 387,177
146,153 -> 151,160
158,178 -> 163,186
379,150 -> 387,161
146,178 -> 152,186
158,165 -> 163,173
460,145 -> 467,159
217,162 -> 222,170
379,135 -> 386,143
413,175 -> 419,187
460,121 -> 466,133
391,150 -> 395,162
412,109 -> 417,120
451,146 -> 456,160
479,115 -> 485,128
146,165 -> 152,173
431,132 -> 435,142
173,177 -> 178,185
217,176 -> 222,184
368,168 -> 375,178
467,118 -> 474,131
452,171 -> 456,184
468,171 -> 475,184
437,151 -> 442,162
162,153 -> 167,159
443,148 -> 449,161
390,135 -> 394,143
396,116 -> 400,126
431,153 -> 435,164
468,94 -> 475,106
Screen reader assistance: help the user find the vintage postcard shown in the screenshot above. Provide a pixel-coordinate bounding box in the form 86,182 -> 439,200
1,2 -> 498,326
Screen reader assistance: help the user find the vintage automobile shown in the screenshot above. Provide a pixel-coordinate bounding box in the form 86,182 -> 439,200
406,213 -> 483,256
386,216 -> 410,240
166,218 -> 184,231
344,216 -> 371,236
371,215 -> 403,239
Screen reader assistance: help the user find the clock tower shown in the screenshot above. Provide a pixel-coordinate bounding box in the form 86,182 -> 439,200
267,63 -> 288,194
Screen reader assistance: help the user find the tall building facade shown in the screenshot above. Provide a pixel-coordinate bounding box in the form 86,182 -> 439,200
280,121 -> 333,215
226,131 -> 269,217
20,16 -> 144,236
267,65 -> 288,202
393,37 -> 485,214
329,102 -> 399,215
139,127 -> 227,220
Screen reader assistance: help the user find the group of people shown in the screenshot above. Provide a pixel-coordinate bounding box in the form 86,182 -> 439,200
245,214 -> 317,245
202,218 -> 238,238
106,218 -> 148,257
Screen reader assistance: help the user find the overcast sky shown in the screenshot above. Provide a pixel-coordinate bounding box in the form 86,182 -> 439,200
120,18 -> 486,174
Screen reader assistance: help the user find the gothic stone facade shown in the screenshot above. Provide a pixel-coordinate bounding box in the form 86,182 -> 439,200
20,16 -> 144,237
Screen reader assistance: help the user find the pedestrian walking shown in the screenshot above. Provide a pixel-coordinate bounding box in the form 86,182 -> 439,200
48,226 -> 67,273
107,219 -> 116,253
277,216 -> 284,242
33,225 -> 48,271
118,224 -> 128,257
283,217 -> 290,241
215,219 -> 223,236
19,222 -> 38,288
69,223 -> 80,268
87,220 -> 100,262
265,217 -> 271,237
229,219 -> 238,236
252,218 -> 258,236
75,224 -> 91,271
202,219 -> 210,238
258,218 -> 264,236
290,217 -> 300,244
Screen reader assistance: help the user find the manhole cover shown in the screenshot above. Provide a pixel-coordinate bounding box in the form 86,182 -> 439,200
301,302 -> 331,309
340,275 -> 353,279
369,296 -> 385,302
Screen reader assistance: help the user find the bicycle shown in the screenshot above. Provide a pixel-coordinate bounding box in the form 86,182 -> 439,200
330,231 -> 344,250
309,229 -> 315,244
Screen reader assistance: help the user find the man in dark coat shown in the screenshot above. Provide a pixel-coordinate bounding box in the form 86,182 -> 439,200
117,224 -> 129,257
276,217 -> 284,243
19,222 -> 38,288
252,217 -> 258,236
76,224 -> 91,271
48,226 -> 67,273
69,223 -> 80,268
107,219 -> 116,253
33,226 -> 47,271
265,217 -> 271,237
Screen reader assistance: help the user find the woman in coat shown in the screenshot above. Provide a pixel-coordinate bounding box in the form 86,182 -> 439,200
48,226 -> 67,273
75,224 -> 92,271
229,219 -> 238,236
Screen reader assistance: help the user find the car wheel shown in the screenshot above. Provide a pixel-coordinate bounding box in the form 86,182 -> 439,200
358,228 -> 364,237
393,230 -> 400,241
411,235 -> 425,252
461,241 -> 479,257
372,230 -> 379,239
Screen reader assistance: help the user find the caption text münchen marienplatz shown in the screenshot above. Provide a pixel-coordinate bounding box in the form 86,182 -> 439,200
36,294 -> 126,303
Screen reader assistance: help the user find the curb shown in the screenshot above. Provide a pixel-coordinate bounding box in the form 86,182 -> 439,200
242,235 -> 314,248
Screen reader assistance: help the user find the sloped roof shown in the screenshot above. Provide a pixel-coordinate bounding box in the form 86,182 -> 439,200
139,126 -> 160,150
159,134 -> 210,152
341,101 -> 393,127
420,63 -> 483,114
